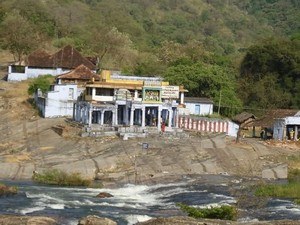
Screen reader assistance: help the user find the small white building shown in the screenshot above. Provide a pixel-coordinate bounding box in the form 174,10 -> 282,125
183,97 -> 213,116
273,111 -> 300,141
34,64 -> 100,118
7,45 -> 97,82
35,84 -> 82,118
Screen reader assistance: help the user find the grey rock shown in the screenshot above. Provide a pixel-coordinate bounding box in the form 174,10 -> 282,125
96,192 -> 113,198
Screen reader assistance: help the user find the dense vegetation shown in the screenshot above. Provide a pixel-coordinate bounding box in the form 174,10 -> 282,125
177,203 -> 237,220
32,169 -> 92,187
0,0 -> 299,115
28,75 -> 55,95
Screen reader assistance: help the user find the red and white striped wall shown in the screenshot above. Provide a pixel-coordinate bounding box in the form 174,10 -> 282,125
177,116 -> 236,135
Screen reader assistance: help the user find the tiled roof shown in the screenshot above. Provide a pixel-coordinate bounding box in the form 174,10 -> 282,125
253,109 -> 299,128
185,97 -> 213,104
27,50 -> 52,68
57,64 -> 100,81
27,45 -> 97,70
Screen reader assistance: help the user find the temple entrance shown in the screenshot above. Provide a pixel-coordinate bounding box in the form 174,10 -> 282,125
104,111 -> 112,125
134,109 -> 142,126
145,107 -> 158,127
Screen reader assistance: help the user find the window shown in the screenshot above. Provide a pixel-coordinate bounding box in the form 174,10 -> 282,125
86,87 -> 92,95
195,105 -> 200,114
95,88 -> 114,96
68,88 -> 74,99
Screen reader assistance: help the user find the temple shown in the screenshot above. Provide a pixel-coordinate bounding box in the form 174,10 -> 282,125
73,70 -> 187,132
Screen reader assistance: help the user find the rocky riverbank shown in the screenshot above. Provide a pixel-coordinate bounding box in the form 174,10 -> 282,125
1,215 -> 300,225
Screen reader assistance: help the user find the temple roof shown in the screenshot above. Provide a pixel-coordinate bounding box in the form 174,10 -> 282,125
57,64 -> 100,81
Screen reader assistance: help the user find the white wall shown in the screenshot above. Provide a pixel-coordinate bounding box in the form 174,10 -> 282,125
285,116 -> 300,125
273,119 -> 285,140
7,66 -> 70,81
227,121 -> 239,137
36,84 -> 82,118
26,67 -> 70,78
44,98 -> 75,118
185,102 -> 213,115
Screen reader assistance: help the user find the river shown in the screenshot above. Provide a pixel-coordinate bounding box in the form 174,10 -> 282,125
1,175 -> 300,224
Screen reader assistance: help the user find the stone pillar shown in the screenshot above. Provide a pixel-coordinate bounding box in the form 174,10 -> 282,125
88,107 -> 92,126
157,107 -> 161,130
283,126 -> 287,140
168,109 -> 173,128
175,109 -> 179,128
124,106 -> 128,125
97,111 -> 101,124
92,87 -> 96,99
130,108 -> 134,126
180,92 -> 184,104
134,90 -> 138,99
100,110 -> 105,125
138,109 -> 142,125
142,107 -> 145,127
112,110 -> 116,126
115,106 -> 118,125
295,125 -> 298,141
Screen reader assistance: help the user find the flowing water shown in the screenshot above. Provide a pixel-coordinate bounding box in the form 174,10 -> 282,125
1,176 -> 300,225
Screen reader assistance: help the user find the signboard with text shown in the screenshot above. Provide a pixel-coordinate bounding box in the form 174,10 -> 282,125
161,86 -> 179,99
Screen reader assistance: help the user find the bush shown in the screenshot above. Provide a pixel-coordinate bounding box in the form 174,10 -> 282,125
177,203 -> 237,220
0,183 -> 18,196
28,75 -> 54,95
288,168 -> 300,183
32,169 -> 92,187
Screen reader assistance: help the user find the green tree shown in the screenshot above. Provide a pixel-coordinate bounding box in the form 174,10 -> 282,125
28,75 -> 54,95
84,26 -> 138,70
0,10 -> 40,63
239,38 -> 300,109
164,62 -> 242,116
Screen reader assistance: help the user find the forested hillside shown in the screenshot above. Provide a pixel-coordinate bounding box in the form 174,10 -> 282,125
0,0 -> 299,115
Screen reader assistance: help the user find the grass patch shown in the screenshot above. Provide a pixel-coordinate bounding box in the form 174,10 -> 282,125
255,182 -> 300,199
177,203 -> 237,220
0,183 -> 18,196
32,169 -> 92,187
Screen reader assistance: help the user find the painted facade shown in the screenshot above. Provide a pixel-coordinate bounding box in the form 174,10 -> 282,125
74,71 -> 187,131
177,116 -> 238,137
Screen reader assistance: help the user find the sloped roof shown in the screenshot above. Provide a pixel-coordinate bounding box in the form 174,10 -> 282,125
185,97 -> 213,104
57,64 -> 100,81
27,50 -> 52,67
232,112 -> 256,124
253,109 -> 299,128
27,45 -> 97,70
51,45 -> 96,70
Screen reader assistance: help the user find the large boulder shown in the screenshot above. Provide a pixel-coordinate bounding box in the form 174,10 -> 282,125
96,192 -> 113,198
78,215 -> 117,225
